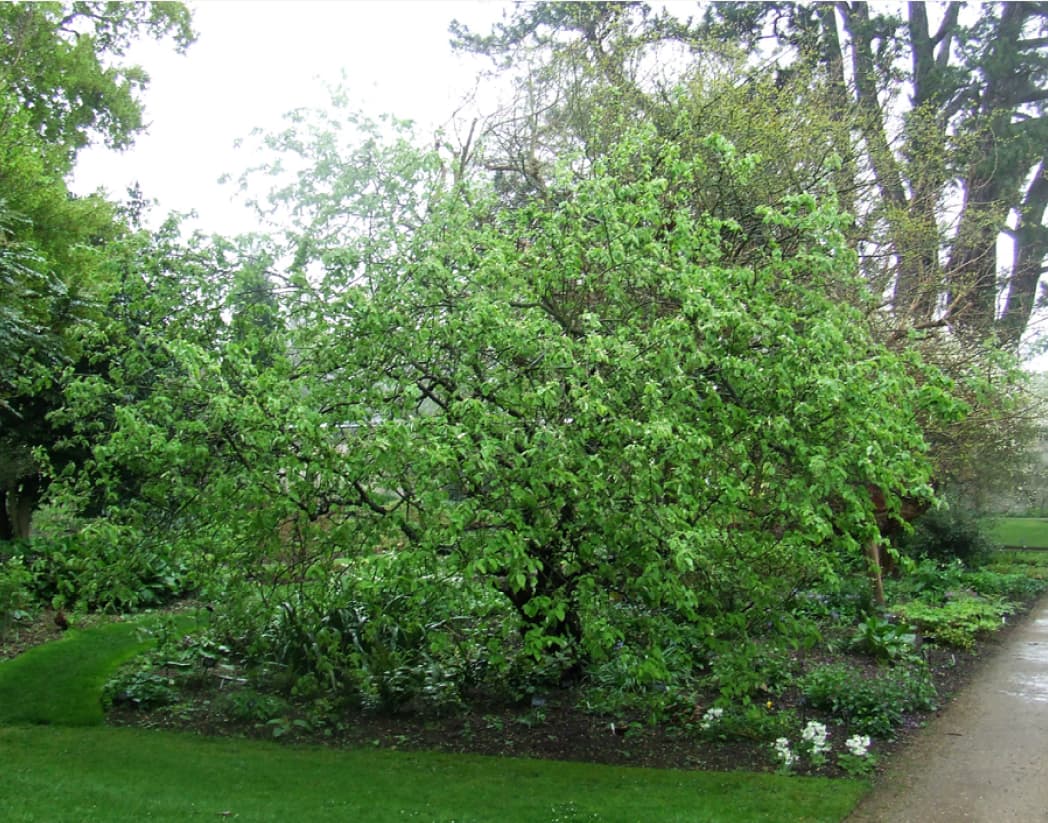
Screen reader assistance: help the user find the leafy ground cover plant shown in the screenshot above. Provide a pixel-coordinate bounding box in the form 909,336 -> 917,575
849,615 -> 919,663
963,569 -> 1048,600
984,550 -> 1048,581
698,703 -> 799,744
0,555 -> 35,639
799,661 -> 937,738
894,596 -> 1015,650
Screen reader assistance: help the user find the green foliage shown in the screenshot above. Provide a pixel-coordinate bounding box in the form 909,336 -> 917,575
0,555 -> 35,637
0,2 -> 195,162
963,569 -> 1048,601
103,669 -> 179,710
836,749 -> 878,778
800,662 -> 937,739
900,505 -> 998,565
849,616 -> 918,664
984,550 -> 1048,581
213,556 -> 518,713
894,596 -> 1015,650
0,1 -> 197,544
700,2 -> 1048,348
705,642 -> 796,705
580,638 -> 699,723
457,0 -> 1041,512
697,704 -> 798,744
894,557 -> 968,599
27,532 -> 192,613
213,688 -> 291,725
51,89 -> 964,704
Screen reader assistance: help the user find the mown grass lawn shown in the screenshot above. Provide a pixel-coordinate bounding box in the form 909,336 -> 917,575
985,517 -> 1048,548
0,615 -> 868,822
0,725 -> 866,823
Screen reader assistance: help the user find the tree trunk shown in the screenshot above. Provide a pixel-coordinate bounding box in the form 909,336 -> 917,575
4,475 -> 41,540
0,489 -> 14,541
865,537 -> 886,606
998,159 -> 1048,348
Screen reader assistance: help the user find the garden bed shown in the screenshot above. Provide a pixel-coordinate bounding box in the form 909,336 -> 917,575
102,603 -> 1030,778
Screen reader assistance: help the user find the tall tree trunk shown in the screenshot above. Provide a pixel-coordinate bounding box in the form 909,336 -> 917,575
946,3 -> 1034,344
999,159 -> 1048,348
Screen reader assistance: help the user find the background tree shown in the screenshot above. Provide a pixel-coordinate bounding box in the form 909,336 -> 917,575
0,2 -> 195,539
451,0 -> 1042,510
701,1 -> 1048,350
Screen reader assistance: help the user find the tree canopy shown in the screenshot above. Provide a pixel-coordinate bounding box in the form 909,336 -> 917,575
46,97 -> 961,688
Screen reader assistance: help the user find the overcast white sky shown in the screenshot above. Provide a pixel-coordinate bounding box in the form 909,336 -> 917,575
72,0 -> 509,235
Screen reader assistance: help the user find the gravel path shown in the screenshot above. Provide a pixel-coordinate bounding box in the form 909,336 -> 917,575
846,595 -> 1048,822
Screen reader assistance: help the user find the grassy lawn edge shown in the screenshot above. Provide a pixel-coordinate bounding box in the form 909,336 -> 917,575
0,724 -> 868,822
0,618 -> 868,822
985,517 -> 1048,549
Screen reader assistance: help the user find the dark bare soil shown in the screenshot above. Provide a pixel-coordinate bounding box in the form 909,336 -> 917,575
0,609 -> 73,660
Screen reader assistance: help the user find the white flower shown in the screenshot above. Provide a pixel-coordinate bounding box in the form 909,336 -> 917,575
773,737 -> 796,767
802,720 -> 830,754
845,734 -> 871,757
699,707 -> 724,730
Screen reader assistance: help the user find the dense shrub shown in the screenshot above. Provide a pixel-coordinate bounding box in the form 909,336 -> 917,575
900,506 -> 996,565
22,527 -> 193,613
704,642 -> 797,704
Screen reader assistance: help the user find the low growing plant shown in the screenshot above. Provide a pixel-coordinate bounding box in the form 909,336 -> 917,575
581,640 -> 696,723
214,688 -> 292,725
799,661 -> 936,738
0,555 -> 35,638
103,669 -> 180,710
894,596 -> 1014,650
696,702 -> 797,743
837,733 -> 877,777
963,569 -> 1048,600
849,615 -> 918,663
769,720 -> 833,774
704,641 -> 795,705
